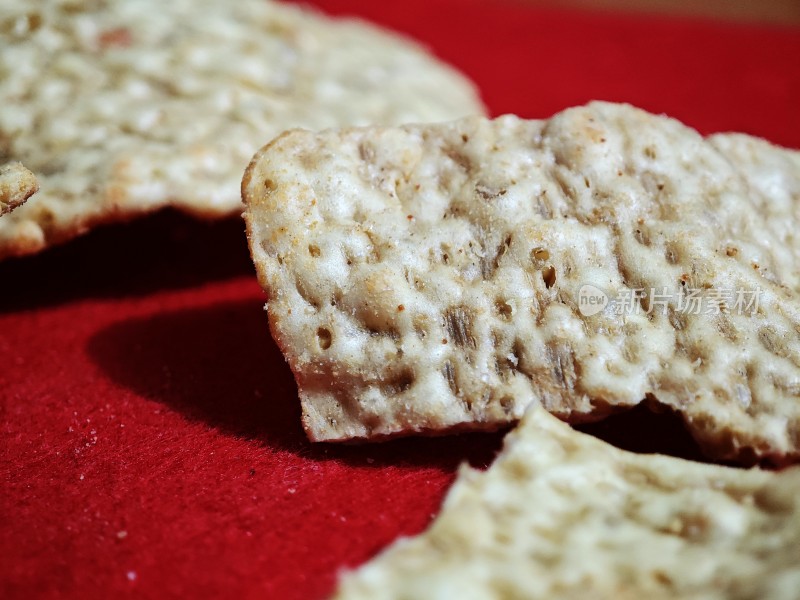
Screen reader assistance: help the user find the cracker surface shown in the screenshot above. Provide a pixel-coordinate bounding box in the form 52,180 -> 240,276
0,0 -> 484,259
0,162 -> 38,216
333,405 -> 800,600
243,102 -> 800,463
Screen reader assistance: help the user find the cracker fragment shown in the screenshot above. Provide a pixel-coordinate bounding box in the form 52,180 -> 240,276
243,101 -> 800,463
333,405 -> 800,599
0,162 -> 38,216
0,0 -> 484,260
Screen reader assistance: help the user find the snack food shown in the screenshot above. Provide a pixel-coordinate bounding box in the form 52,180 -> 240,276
243,101 -> 800,463
0,162 -> 38,216
0,0 -> 484,260
333,405 -> 800,599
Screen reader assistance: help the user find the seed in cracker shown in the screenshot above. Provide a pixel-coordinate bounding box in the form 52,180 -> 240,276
243,101 -> 800,464
333,405 -> 800,599
0,0 -> 484,260
0,162 -> 38,216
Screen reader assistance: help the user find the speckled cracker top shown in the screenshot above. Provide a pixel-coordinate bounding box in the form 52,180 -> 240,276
0,0 -> 484,259
243,102 -> 800,464
333,405 -> 800,599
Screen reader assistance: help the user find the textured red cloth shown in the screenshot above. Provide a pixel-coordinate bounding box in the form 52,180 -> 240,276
1,1 -> 798,598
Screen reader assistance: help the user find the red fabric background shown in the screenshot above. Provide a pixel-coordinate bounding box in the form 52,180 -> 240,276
1,1 -> 799,598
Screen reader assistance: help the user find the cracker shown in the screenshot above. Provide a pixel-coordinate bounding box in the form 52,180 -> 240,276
0,162 -> 38,215
0,0 -> 484,260
243,101 -> 800,463
333,405 -> 800,599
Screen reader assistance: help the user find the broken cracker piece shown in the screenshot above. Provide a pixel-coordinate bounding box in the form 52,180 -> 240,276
333,405 -> 800,600
243,101 -> 800,464
0,162 -> 38,216
0,0 -> 484,260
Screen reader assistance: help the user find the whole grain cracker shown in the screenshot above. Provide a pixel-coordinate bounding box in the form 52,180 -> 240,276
0,0 -> 484,260
0,162 -> 38,215
243,102 -> 800,464
333,405 -> 800,600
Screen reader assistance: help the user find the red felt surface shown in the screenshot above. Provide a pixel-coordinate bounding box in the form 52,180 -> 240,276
1,1 -> 798,598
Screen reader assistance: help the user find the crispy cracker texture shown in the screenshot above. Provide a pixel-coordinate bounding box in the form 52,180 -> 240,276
0,162 -> 38,215
332,405 -> 800,600
243,101 -> 800,464
0,0 -> 484,260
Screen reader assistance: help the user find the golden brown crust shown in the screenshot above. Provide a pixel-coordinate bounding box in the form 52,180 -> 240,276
0,162 -> 38,216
